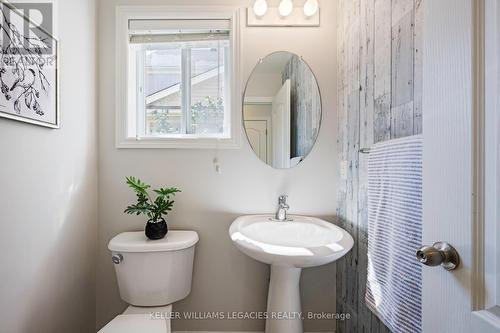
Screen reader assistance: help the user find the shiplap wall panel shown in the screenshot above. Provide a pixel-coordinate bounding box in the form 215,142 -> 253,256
346,2 -> 361,332
336,0 -> 348,330
282,55 -> 322,158
391,0 -> 415,139
391,11 -> 414,107
357,0 -> 374,332
373,0 -> 392,144
336,0 -> 423,332
413,0 -> 423,134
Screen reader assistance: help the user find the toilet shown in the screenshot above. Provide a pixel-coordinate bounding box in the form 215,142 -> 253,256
98,230 -> 199,333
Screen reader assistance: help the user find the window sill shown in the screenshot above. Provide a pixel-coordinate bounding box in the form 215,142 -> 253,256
116,135 -> 241,149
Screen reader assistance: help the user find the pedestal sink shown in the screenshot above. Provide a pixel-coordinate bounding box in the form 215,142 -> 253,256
229,215 -> 354,333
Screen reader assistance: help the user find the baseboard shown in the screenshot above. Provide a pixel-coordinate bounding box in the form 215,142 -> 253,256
172,331 -> 334,333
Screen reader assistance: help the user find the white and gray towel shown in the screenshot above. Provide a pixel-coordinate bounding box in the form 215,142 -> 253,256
365,135 -> 422,333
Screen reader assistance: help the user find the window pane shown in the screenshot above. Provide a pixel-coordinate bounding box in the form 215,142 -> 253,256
144,47 -> 182,135
189,41 -> 229,135
144,48 -> 181,96
146,107 -> 182,135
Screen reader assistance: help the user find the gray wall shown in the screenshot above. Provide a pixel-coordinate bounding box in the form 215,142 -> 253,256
282,55 -> 322,158
0,0 -> 98,332
97,0 -> 339,332
336,0 -> 423,332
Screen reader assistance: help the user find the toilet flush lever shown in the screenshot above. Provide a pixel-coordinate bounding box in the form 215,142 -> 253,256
112,253 -> 123,265
416,242 -> 460,271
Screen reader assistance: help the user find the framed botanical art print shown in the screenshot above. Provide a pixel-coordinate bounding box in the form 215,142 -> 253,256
0,0 -> 59,128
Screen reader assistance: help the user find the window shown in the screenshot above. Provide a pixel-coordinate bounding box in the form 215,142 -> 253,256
116,7 -> 241,148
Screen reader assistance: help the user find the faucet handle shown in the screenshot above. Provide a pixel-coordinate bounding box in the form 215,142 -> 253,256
278,195 -> 288,204
274,195 -> 291,222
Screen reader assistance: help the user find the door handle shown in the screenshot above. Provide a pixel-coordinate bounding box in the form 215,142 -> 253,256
416,242 -> 460,271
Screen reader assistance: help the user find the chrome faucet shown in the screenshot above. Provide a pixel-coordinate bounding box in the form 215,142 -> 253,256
275,195 -> 290,222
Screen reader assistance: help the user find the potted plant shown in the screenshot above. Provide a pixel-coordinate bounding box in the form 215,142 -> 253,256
124,176 -> 181,240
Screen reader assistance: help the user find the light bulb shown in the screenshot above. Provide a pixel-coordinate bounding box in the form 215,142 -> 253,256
304,0 -> 319,17
253,0 -> 268,17
279,0 -> 294,17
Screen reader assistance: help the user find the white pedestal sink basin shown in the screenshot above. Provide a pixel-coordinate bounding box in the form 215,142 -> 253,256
229,215 -> 354,333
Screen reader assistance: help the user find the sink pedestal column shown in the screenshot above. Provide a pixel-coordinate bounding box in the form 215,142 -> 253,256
265,265 -> 303,333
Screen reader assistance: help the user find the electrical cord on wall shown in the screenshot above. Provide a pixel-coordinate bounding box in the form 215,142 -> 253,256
213,138 -> 222,174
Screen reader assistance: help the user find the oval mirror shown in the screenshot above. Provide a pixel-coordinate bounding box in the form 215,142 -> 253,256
243,52 -> 322,169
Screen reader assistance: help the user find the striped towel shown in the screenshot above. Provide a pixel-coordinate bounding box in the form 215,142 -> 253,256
365,135 -> 422,333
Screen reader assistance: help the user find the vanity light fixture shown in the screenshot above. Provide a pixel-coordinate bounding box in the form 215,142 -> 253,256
303,0 -> 319,17
278,0 -> 294,17
253,0 -> 268,17
247,0 -> 320,27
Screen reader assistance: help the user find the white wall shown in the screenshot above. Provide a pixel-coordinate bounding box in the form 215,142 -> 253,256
97,0 -> 338,331
0,0 -> 98,332
244,104 -> 273,119
245,72 -> 283,98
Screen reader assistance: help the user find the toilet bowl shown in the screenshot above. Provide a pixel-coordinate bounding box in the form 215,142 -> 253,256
98,231 -> 199,333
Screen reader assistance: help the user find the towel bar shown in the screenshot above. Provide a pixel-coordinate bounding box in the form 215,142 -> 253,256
359,148 -> 371,154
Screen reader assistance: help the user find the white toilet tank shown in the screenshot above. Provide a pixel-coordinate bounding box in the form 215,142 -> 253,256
108,230 -> 199,307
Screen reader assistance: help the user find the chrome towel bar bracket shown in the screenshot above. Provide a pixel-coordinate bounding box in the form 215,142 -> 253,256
359,148 -> 371,154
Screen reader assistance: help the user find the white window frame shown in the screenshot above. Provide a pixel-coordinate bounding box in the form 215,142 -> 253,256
115,6 -> 241,149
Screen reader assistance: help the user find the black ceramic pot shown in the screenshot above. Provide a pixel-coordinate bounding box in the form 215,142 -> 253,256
145,218 -> 168,240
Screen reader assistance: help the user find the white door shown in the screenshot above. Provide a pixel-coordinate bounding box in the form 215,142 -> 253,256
271,79 -> 291,169
421,0 -> 500,332
244,120 -> 268,163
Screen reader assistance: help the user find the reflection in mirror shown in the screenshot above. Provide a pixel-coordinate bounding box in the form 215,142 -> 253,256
243,52 -> 322,169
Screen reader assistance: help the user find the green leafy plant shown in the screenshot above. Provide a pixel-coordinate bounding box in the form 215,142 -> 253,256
124,177 -> 181,223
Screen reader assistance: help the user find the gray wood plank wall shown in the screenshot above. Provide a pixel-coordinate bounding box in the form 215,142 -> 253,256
336,0 -> 423,332
282,55 -> 322,158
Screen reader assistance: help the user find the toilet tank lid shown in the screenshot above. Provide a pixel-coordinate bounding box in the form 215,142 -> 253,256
108,231 -> 199,253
